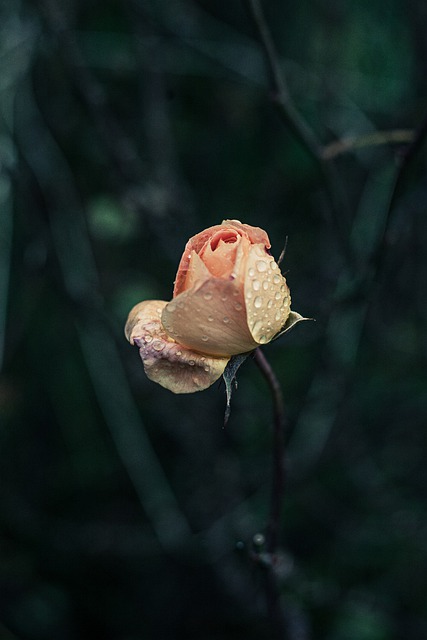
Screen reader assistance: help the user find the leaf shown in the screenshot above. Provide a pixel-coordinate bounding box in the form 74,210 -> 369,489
223,352 -> 251,427
273,311 -> 312,341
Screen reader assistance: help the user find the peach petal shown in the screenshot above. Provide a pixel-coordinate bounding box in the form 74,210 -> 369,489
162,279 -> 259,356
125,300 -> 229,393
173,221 -> 264,297
182,250 -> 212,292
221,219 -> 271,248
244,245 -> 291,344
199,233 -> 239,278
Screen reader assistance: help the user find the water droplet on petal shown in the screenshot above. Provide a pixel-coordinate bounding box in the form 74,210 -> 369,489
204,366 -> 210,372
145,335 -> 153,343
189,360 -> 195,366
201,335 -> 209,342
203,292 -> 212,301
256,260 -> 267,272
208,315 -> 214,322
273,274 -> 281,284
280,284 -> 287,292
152,340 -> 164,351
275,311 -> 282,322
283,297 -> 289,307
248,267 -> 255,277
252,279 -> 261,291
267,300 -> 273,309
262,281 -> 269,291
254,296 -> 263,309
246,291 -> 253,299
221,295 -> 227,302
234,302 -> 243,311
176,350 -> 182,356
252,320 -> 263,334
275,292 -> 281,300
271,262 -> 278,270
223,316 -> 230,324
259,335 -> 268,344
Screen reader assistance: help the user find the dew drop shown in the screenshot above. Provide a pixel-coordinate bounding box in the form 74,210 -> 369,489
204,366 -> 210,372
152,339 -> 164,351
252,320 -> 263,335
262,281 -> 269,291
283,297 -> 290,307
201,335 -> 209,342
275,311 -> 282,322
256,260 -> 267,272
248,267 -> 255,277
252,279 -> 261,291
234,302 -> 243,311
223,316 -> 230,324
200,356 -> 206,361
203,292 -> 212,301
259,334 -> 268,344
267,299 -> 273,309
254,296 -> 263,309
280,284 -> 287,292
192,377 -> 201,386
176,350 -> 182,356
246,290 -> 253,299
189,360 -> 195,366
221,295 -> 227,302
273,274 -> 282,284
207,315 -> 214,322
275,292 -> 282,300
271,262 -> 278,270
144,335 -> 153,343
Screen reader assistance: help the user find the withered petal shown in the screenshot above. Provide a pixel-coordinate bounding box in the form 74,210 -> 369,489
125,300 -> 228,393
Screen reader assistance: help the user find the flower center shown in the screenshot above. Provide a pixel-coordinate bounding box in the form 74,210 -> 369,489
209,230 -> 239,251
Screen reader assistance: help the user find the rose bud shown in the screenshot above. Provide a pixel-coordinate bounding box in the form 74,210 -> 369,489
125,220 -> 292,393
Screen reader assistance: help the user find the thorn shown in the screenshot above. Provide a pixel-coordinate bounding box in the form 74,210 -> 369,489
277,236 -> 288,266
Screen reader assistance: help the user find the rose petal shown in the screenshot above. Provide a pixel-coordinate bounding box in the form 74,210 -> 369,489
221,219 -> 271,248
125,300 -> 228,393
182,250 -> 212,291
162,278 -> 259,356
173,221 -> 265,297
244,245 -> 291,344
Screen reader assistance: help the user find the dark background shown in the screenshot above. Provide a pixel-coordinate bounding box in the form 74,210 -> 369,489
1,0 -> 427,638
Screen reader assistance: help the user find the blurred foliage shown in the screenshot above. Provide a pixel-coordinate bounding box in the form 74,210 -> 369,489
1,0 -> 427,638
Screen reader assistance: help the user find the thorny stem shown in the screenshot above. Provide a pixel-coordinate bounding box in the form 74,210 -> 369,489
253,347 -> 287,638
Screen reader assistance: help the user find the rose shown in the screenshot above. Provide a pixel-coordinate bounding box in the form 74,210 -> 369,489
125,220 -> 292,394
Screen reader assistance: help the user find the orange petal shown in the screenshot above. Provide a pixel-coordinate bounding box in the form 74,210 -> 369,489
125,300 -> 229,393
162,279 -> 258,356
221,219 -> 271,248
173,222 -> 256,297
243,244 -> 291,344
181,250 -> 211,292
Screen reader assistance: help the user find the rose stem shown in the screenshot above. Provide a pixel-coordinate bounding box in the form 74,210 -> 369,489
253,347 -> 287,638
